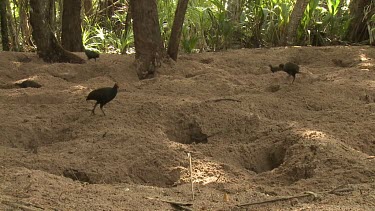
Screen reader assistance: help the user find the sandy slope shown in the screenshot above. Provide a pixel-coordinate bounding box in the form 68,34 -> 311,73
0,46 -> 375,210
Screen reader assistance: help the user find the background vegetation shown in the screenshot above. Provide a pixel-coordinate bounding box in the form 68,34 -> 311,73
0,0 -> 374,53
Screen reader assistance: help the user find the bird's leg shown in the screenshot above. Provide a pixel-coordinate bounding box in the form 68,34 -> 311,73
100,104 -> 106,116
92,102 -> 98,115
291,75 -> 296,84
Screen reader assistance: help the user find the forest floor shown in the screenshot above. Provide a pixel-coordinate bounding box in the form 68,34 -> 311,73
0,46 -> 375,210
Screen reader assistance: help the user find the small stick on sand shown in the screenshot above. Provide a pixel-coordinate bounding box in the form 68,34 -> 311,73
145,197 -> 193,210
237,185 -> 355,207
187,153 -> 194,201
209,98 -> 242,103
237,191 -> 317,207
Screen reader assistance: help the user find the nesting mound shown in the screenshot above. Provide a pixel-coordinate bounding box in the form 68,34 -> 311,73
0,47 -> 375,210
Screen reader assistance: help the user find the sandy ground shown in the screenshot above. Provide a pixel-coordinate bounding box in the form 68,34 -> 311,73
0,46 -> 375,210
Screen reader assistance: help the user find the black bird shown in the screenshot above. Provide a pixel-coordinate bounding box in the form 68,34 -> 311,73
279,62 -> 300,83
86,83 -> 119,115
85,49 -> 100,61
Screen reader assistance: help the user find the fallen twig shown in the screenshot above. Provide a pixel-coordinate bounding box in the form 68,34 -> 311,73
207,98 -> 242,103
237,191 -> 317,207
187,153 -> 194,201
237,185 -> 355,207
145,197 -> 193,210
328,186 -> 355,195
170,203 -> 193,211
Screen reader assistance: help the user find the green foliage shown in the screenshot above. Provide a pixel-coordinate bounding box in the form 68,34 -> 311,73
299,0 -> 351,46
237,0 -> 294,47
82,3 -> 133,54
1,0 -> 363,54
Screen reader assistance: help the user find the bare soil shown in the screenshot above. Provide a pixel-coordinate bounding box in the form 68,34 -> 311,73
0,46 -> 375,210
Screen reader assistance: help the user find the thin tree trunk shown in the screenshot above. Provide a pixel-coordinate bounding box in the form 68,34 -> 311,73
61,0 -> 84,52
167,0 -> 189,61
227,0 -> 243,24
283,0 -> 309,45
19,0 -> 33,48
99,0 -> 117,20
121,4 -> 132,54
6,0 -> 19,51
29,0 -> 85,63
0,0 -> 9,51
124,4 -> 131,38
131,0 -> 164,79
83,0 -> 93,16
345,0 -> 374,43
50,0 -> 56,31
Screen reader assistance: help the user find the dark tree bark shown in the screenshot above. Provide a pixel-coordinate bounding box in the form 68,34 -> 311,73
131,0 -> 164,79
29,0 -> 85,63
345,0 -> 374,43
19,0 -> 33,48
167,0 -> 189,61
0,0 -> 10,51
283,0 -> 309,45
61,0 -> 84,52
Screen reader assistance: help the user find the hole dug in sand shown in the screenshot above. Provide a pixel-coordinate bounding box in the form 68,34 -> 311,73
63,168 -> 91,183
166,119 -> 215,144
237,143 -> 287,174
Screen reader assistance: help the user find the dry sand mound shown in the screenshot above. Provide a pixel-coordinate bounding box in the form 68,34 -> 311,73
0,46 -> 375,210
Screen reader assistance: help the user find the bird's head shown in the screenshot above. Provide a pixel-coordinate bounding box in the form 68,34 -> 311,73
269,65 -> 278,73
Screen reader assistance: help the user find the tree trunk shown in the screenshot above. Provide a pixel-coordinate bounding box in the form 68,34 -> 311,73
0,0 -> 10,51
29,0 -> 85,63
83,0 -> 93,16
167,0 -> 189,61
121,4 -> 132,54
124,4 -> 131,38
6,0 -> 19,51
283,0 -> 309,45
50,0 -> 56,31
345,0 -> 374,43
131,0 -> 164,79
99,0 -> 117,20
19,0 -> 33,48
227,0 -> 243,24
61,0 -> 84,52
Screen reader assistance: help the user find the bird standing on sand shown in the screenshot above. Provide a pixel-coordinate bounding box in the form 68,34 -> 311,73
86,83 -> 118,116
85,49 -> 100,61
269,62 -> 300,84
